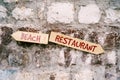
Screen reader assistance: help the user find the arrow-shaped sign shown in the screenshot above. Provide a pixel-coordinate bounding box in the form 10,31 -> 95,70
11,31 -> 49,44
49,32 -> 104,54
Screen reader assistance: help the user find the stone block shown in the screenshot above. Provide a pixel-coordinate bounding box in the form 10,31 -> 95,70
78,4 -> 101,24
47,3 -> 74,23
107,50 -> 116,65
73,68 -> 93,80
12,7 -> 34,20
104,9 -> 120,23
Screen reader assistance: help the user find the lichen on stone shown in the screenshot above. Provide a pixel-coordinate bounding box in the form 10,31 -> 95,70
91,54 -> 102,65
34,49 -> 50,68
8,50 -> 29,67
50,74 -> 55,80
89,31 -> 98,43
1,26 -> 13,45
73,30 -> 85,39
104,32 -> 116,49
0,44 -> 12,66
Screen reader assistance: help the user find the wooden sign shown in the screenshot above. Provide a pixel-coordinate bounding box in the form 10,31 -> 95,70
49,32 -> 104,54
11,31 -> 49,44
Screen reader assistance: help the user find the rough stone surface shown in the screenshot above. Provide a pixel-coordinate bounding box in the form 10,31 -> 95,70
1,27 -> 13,45
3,0 -> 16,3
12,7 -> 34,20
110,0 -> 120,8
0,69 -> 17,80
78,4 -> 101,24
47,3 -> 74,23
0,5 -> 7,20
105,9 -> 120,23
93,66 -> 105,80
73,67 -> 93,80
107,50 -> 116,65
0,0 -> 119,80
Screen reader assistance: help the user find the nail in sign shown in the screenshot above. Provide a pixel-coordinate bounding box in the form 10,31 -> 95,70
49,32 -> 104,54
11,31 -> 49,44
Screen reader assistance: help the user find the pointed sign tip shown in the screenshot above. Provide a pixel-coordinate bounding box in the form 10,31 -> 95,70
95,44 -> 104,54
11,33 -> 16,40
11,31 -> 20,40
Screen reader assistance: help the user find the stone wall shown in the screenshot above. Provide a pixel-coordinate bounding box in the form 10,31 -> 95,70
0,0 -> 120,80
